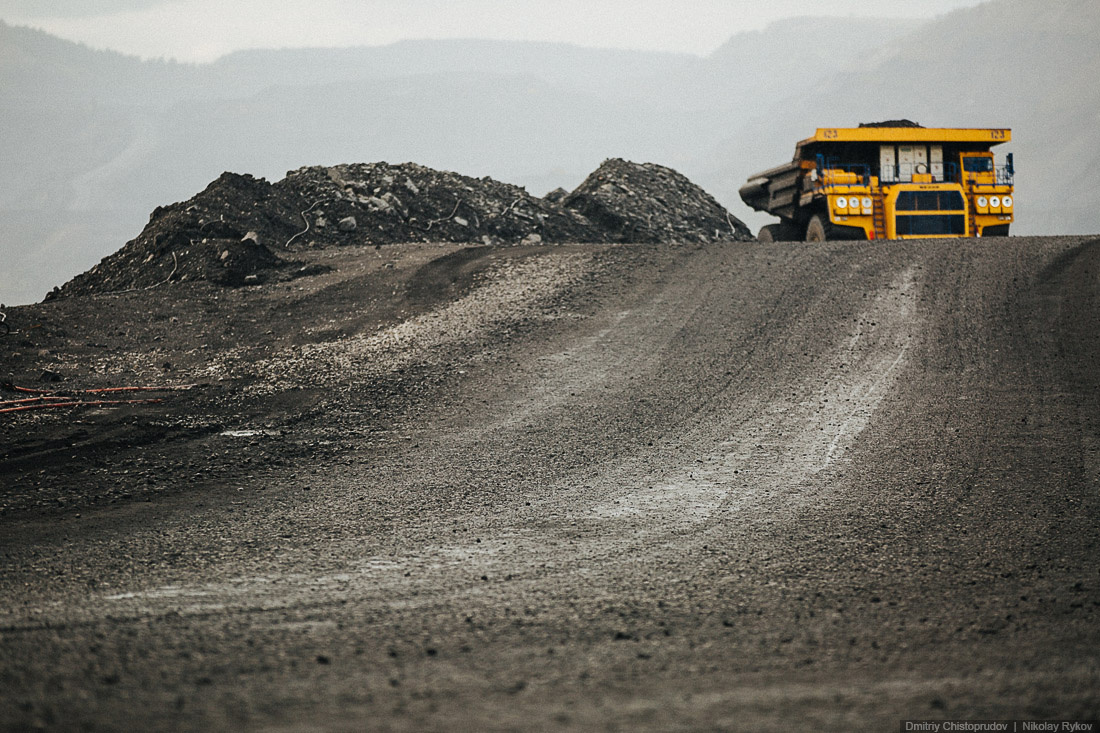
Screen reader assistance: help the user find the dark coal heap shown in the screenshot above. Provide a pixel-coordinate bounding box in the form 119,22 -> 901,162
52,159 -> 750,298
279,162 -> 601,249
563,159 -> 751,243
55,173 -> 308,296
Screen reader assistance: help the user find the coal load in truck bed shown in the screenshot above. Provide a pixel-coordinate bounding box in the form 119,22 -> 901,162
859,119 -> 923,128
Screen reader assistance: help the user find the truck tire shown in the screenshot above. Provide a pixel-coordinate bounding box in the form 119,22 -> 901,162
756,224 -> 783,241
758,222 -> 799,242
804,214 -> 828,242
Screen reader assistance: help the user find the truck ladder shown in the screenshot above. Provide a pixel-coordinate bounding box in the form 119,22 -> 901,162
966,183 -> 978,237
872,195 -> 887,240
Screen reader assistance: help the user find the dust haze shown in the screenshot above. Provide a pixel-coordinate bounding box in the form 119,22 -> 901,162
2,0 -> 1099,304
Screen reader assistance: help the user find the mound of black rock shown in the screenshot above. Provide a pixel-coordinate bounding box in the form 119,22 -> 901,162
52,158 -> 750,298
275,162 -> 603,249
563,158 -> 751,243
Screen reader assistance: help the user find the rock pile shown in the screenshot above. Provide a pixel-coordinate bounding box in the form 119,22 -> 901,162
52,159 -> 750,298
275,162 -> 602,249
55,173 -> 305,296
563,159 -> 751,243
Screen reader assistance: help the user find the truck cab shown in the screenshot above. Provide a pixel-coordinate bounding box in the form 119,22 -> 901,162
961,152 -> 997,185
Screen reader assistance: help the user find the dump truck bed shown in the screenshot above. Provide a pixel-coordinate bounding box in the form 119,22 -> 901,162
738,160 -> 803,219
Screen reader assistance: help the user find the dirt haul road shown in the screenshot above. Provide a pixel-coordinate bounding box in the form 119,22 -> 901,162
2,236 -> 1099,731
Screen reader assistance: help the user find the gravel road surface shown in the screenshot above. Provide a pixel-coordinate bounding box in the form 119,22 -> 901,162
2,235 -> 1099,731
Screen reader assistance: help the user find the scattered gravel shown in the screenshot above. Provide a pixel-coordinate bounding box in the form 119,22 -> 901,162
228,250 -> 598,393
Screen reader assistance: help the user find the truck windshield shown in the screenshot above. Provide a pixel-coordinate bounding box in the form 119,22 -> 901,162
964,157 -> 994,172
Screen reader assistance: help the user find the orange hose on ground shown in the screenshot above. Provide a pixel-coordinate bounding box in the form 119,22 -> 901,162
84,385 -> 197,394
0,398 -> 164,414
2,383 -> 197,396
0,395 -> 72,407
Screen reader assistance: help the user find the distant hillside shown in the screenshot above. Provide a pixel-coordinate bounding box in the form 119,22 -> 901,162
696,16 -> 911,108
0,20 -> 201,105
208,39 -> 702,102
2,2 -> 1098,304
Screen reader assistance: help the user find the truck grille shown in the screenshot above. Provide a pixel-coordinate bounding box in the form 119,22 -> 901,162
896,191 -> 965,211
894,214 -> 967,236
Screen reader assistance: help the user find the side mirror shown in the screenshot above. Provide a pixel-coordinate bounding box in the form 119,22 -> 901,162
1006,152 -> 1014,175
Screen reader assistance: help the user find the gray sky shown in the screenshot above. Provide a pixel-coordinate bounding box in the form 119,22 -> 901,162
2,0 -> 988,61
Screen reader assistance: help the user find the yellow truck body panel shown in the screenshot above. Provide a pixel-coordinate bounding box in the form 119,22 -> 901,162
805,127 -> 1010,145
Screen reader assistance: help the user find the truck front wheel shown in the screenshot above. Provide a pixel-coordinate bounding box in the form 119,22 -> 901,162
805,215 -> 828,242
757,222 -> 799,242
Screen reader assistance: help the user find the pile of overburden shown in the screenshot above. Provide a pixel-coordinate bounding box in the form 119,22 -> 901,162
55,173 -> 308,295
563,159 -> 752,243
53,159 -> 750,298
277,162 -> 602,249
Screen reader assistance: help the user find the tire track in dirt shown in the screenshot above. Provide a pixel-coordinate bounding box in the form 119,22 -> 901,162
16,260 -> 923,625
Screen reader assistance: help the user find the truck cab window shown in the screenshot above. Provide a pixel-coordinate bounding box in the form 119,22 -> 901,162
964,157 -> 994,172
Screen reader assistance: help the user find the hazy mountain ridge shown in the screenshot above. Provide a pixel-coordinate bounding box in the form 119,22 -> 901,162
2,1 -> 1098,304
209,39 -> 703,103
0,20 -> 201,105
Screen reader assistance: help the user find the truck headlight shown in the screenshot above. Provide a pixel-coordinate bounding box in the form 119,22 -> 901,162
1001,195 -> 1013,208
835,196 -> 848,210
977,196 -> 989,211
990,196 -> 1001,208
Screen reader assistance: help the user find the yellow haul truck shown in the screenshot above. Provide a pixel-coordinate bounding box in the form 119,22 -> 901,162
739,125 -> 1014,241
